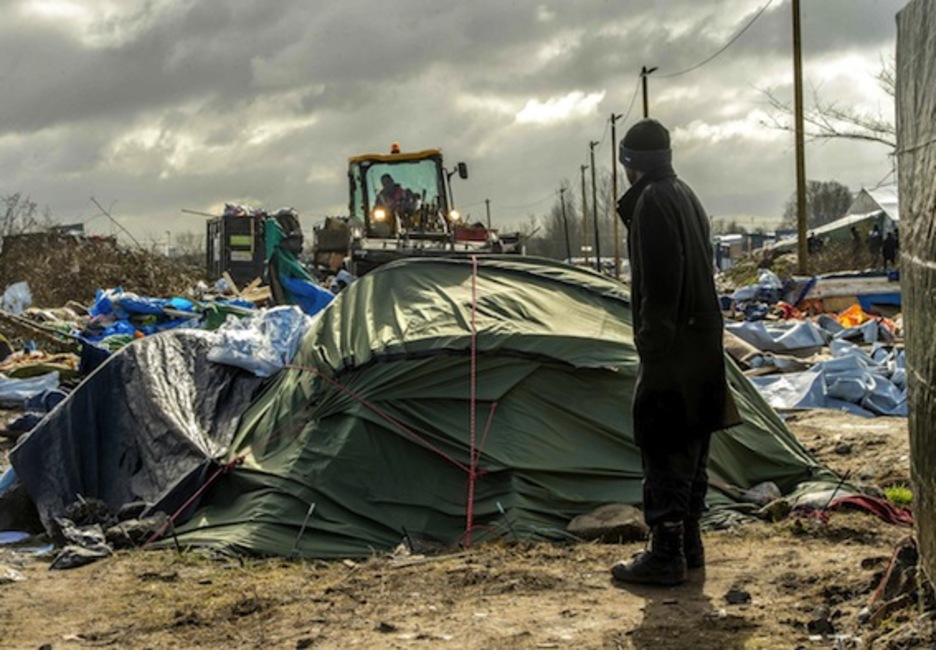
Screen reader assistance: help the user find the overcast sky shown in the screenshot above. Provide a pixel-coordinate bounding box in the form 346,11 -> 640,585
0,0 -> 905,247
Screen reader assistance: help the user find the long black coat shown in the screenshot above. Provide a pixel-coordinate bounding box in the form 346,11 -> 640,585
617,165 -> 740,447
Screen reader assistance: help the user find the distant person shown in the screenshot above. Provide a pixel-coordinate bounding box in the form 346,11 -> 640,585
850,226 -> 862,259
868,225 -> 883,268
807,231 -> 822,255
882,231 -> 898,269
611,118 -> 741,586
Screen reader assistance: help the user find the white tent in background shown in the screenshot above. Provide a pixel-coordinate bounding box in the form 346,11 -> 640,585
768,183 -> 900,253
849,185 -> 899,226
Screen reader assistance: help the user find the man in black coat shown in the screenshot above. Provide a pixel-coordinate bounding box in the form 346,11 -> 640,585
611,119 -> 740,586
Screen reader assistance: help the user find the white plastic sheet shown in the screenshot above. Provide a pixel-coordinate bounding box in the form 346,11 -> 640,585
207,306 -> 313,377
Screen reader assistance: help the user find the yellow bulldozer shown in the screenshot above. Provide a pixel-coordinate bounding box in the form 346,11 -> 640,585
313,145 -> 521,276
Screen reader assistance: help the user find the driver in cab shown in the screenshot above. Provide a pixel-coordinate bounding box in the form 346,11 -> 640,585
376,173 -> 420,228
376,174 -> 407,212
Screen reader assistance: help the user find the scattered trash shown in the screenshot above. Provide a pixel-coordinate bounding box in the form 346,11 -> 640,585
719,261 -> 905,421
49,518 -> 113,570
1,282 -> 32,315
0,565 -> 26,584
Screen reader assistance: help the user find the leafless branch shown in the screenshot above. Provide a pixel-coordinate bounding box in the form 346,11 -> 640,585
758,61 -> 897,151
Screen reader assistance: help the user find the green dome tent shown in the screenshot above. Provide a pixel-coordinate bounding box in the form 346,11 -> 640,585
172,256 -> 836,557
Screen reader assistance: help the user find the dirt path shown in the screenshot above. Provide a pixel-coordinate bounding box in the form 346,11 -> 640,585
0,410 -> 929,649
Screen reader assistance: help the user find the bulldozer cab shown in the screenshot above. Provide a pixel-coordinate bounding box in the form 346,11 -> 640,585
349,149 -> 460,239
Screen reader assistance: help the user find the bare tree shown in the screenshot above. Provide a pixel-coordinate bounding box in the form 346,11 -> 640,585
529,200 -> 568,260
2,193 -> 40,238
525,169 -> 628,266
781,179 -> 853,228
173,230 -> 206,257
761,60 -> 896,150
145,229 -> 206,269
1,193 -> 57,255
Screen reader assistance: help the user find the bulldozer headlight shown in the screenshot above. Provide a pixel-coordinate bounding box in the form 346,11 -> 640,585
374,207 -> 387,222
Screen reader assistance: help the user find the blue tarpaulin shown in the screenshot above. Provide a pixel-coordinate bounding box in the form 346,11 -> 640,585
749,340 -> 906,417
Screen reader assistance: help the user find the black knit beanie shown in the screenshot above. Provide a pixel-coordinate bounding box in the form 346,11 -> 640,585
619,118 -> 672,171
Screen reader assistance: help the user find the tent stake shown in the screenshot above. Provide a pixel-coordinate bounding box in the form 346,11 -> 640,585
822,470 -> 852,511
290,502 -> 316,557
401,526 -> 417,553
496,501 -> 518,541
169,520 -> 182,555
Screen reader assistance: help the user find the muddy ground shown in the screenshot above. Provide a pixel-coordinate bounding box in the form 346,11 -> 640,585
0,410 -> 931,649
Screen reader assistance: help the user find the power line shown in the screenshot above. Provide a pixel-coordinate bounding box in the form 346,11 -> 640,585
620,76 -> 642,125
658,0 -> 774,79
869,167 -> 896,190
459,200 -> 487,209
473,78 -> 640,221
540,2 -> 773,231
594,114 -> 612,152
511,77 -> 640,220
497,192 -> 558,212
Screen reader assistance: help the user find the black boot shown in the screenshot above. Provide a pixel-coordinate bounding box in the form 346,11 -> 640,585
611,521 -> 687,586
683,518 -> 704,569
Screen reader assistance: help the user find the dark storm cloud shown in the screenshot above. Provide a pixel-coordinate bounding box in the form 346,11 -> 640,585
0,1 -> 305,133
0,0 -> 907,240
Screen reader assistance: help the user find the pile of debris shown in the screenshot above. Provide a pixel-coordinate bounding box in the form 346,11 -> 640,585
0,231 -> 204,307
720,268 -> 905,418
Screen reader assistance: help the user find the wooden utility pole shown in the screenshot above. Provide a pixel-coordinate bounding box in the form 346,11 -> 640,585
560,187 -> 571,261
580,164 -> 590,266
589,141 -> 601,271
793,0 -> 808,274
641,66 -> 658,118
611,113 -> 623,279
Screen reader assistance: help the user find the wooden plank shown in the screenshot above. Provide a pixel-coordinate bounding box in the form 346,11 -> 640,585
222,272 -> 242,297
241,277 -> 263,294
240,286 -> 272,304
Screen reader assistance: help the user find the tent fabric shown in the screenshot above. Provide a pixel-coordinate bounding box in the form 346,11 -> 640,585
10,331 -> 264,531
5,256 -> 842,558
749,340 -> 907,417
170,256 -> 837,557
